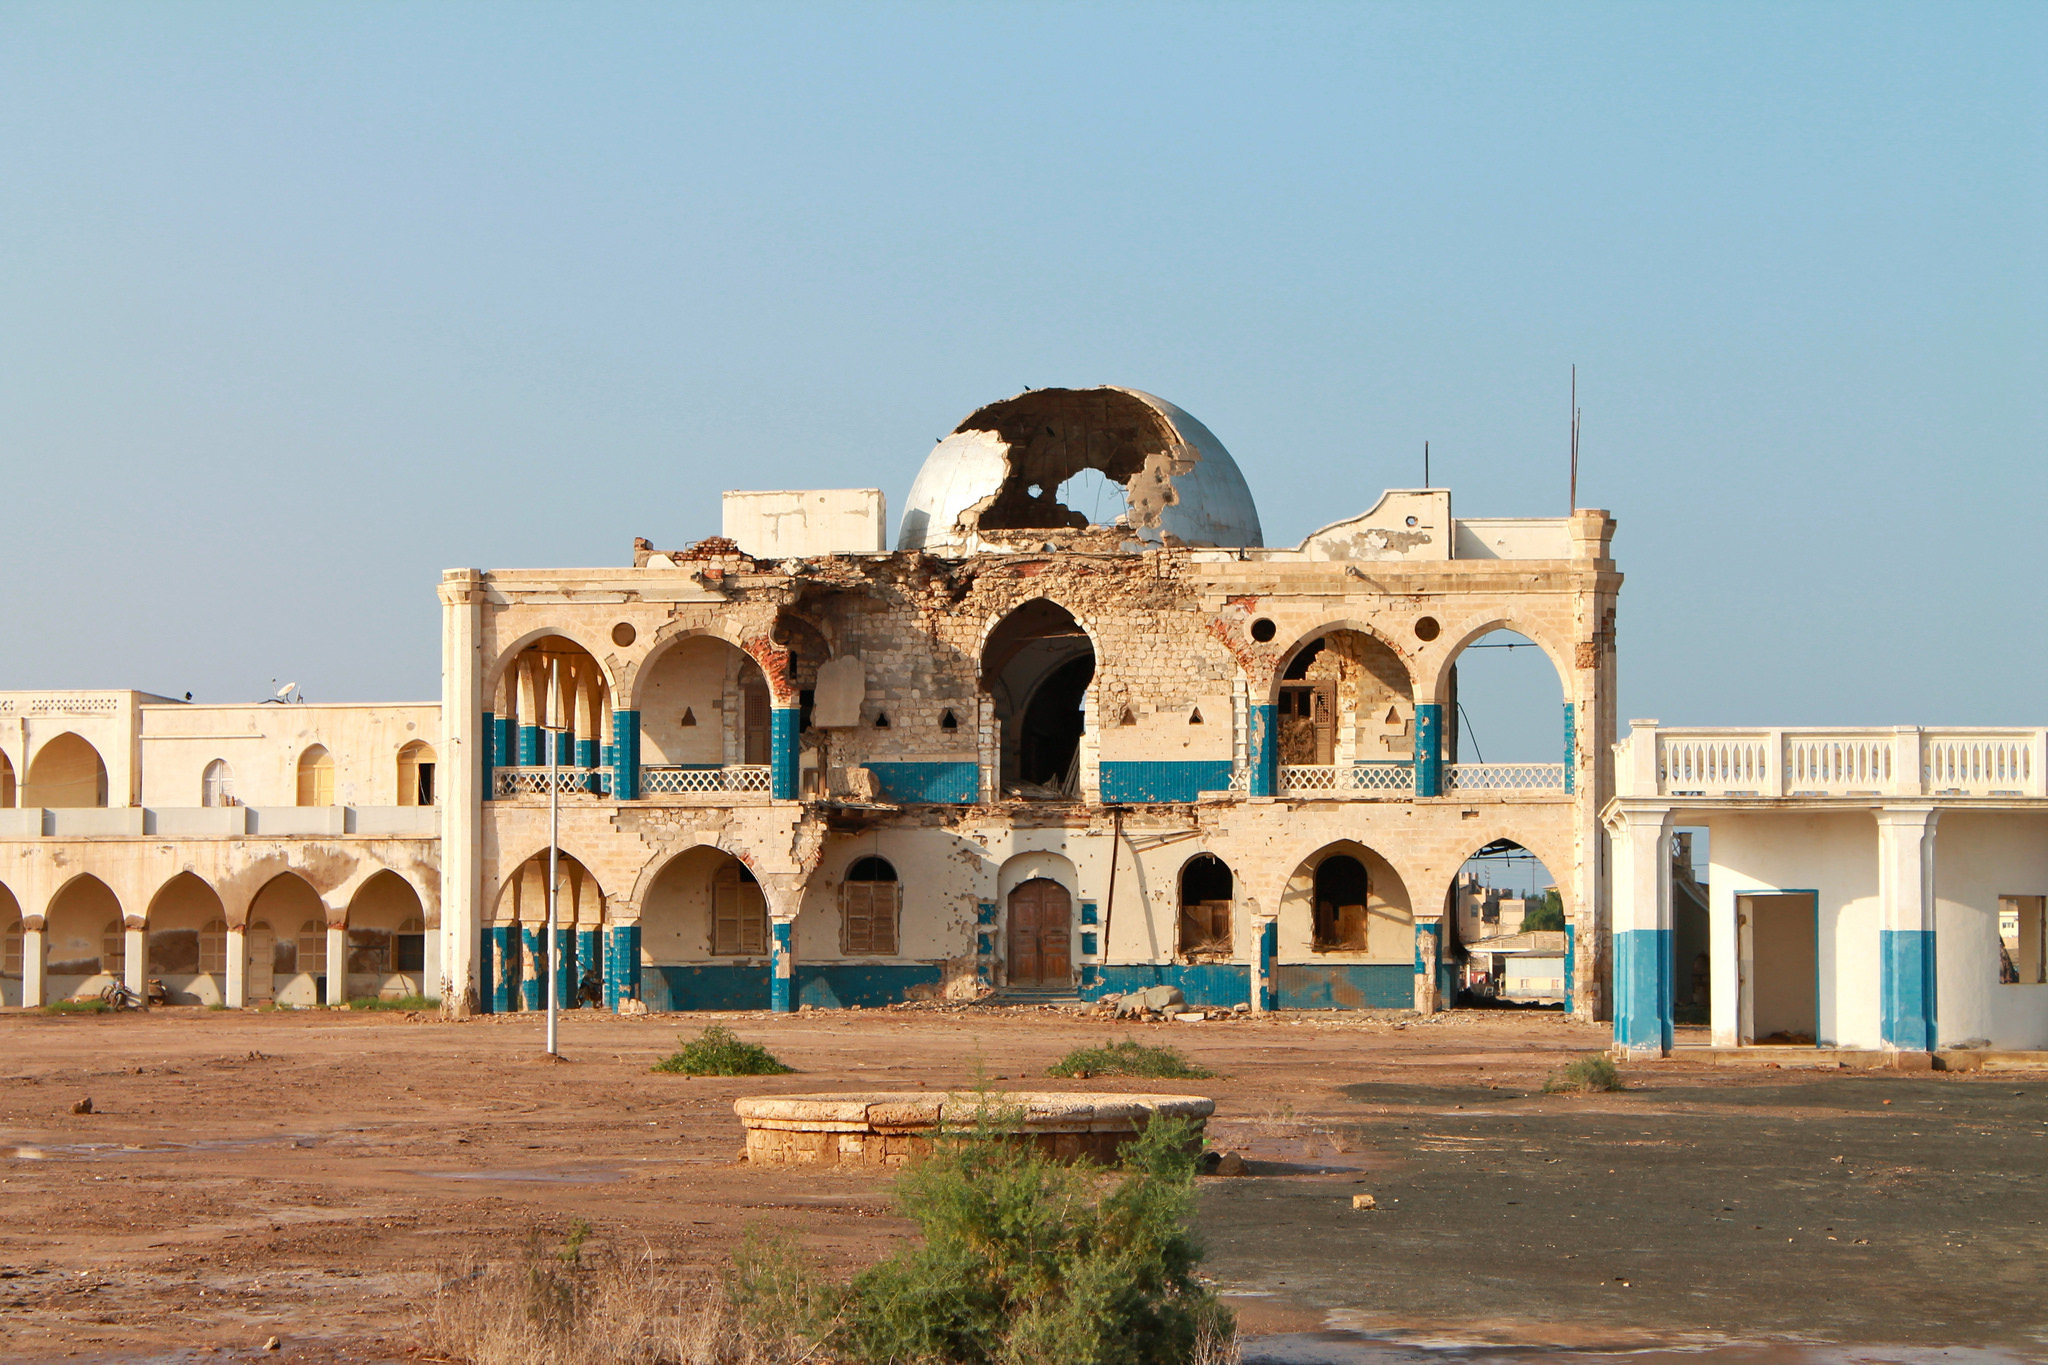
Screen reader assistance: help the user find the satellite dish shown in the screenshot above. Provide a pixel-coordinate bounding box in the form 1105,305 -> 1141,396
275,682 -> 297,698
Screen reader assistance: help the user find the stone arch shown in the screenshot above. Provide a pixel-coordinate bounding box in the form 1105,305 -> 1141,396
485,625 -> 621,706
1417,615 -> 1572,709
634,844 -> 771,1010
629,632 -> 774,768
43,873 -> 123,1000
248,870 -> 331,1006
980,598 -> 1102,798
1274,840 -> 1415,960
1176,852 -> 1235,958
0,882 -> 22,1005
1265,619 -> 1415,705
0,747 -> 14,807
145,872 -> 229,1005
25,732 -> 107,808
345,870 -> 431,1000
296,744 -> 335,806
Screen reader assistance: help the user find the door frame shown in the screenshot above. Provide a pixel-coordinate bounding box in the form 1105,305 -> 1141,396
1004,876 -> 1076,989
1736,889 -> 1820,1045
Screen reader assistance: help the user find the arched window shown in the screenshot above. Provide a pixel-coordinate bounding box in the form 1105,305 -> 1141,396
397,742 -> 436,807
297,920 -> 328,976
1178,854 -> 1234,956
1313,855 -> 1370,951
842,856 -> 900,956
395,915 -> 427,972
102,920 -> 126,977
26,734 -> 108,808
297,746 -> 334,807
711,863 -> 767,957
198,920 -> 228,975
201,759 -> 235,808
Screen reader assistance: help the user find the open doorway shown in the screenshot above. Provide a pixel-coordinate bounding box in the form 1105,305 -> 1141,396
983,600 -> 1094,799
1742,892 -> 1818,1045
1449,839 -> 1566,1009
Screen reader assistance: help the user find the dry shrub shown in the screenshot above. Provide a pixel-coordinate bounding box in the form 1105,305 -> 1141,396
423,1223 -> 825,1365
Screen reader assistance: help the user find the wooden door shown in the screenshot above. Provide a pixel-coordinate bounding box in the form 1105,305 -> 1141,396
742,683 -> 771,766
1278,685 -> 1336,765
1007,879 -> 1071,988
246,923 -> 274,1002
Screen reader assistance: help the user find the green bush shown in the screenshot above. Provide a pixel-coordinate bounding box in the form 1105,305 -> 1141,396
42,1000 -> 110,1016
818,1108 -> 1231,1365
651,1024 -> 793,1076
1047,1038 -> 1215,1080
1521,889 -> 1566,932
1544,1054 -> 1623,1094
346,995 -> 436,1012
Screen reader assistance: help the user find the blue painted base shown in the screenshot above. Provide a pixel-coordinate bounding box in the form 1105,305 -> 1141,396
1081,963 -> 1251,1008
770,922 -> 794,1013
645,964 -> 773,1012
1881,929 -> 1938,1051
867,761 -> 978,804
605,924 -> 641,1010
1258,921 -> 1277,1011
1613,927 -> 1674,1053
798,964 -> 944,1009
1099,761 -> 1236,804
1247,704 -> 1277,798
643,962 -> 953,1011
1275,963 -> 1414,1010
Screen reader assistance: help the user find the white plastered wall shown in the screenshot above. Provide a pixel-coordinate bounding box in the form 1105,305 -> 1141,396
1928,811 -> 2048,1050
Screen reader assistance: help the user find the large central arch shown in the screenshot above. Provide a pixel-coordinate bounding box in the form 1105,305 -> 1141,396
982,599 -> 1096,799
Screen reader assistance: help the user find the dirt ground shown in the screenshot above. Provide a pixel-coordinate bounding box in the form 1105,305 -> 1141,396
0,1006 -> 2041,1364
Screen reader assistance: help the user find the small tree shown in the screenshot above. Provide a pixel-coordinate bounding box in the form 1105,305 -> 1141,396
1522,889 -> 1566,932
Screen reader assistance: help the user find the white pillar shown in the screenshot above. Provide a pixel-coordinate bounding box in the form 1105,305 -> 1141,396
439,571 -> 485,1016
122,924 -> 145,999
23,927 -> 45,1007
1876,805 -> 1940,1052
327,922 -> 348,1007
1610,805 -> 1675,1057
225,926 -> 246,1008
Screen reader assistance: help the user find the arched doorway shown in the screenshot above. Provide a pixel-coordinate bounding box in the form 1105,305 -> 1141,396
397,743 -> 436,807
494,635 -> 614,791
26,734 -> 107,808
1276,843 -> 1414,1009
635,635 -> 775,790
0,750 -> 15,807
1448,838 -> 1569,1009
1272,629 -> 1415,792
490,851 -> 604,1012
637,847 -> 770,1011
346,871 -> 431,1003
44,875 -> 122,1002
1006,878 -> 1072,988
984,600 -> 1094,799
296,745 -> 334,806
1435,627 -> 1570,793
248,873 -> 328,1006
1178,855 -> 1234,959
0,883 -> 21,1007
146,873 -> 229,1005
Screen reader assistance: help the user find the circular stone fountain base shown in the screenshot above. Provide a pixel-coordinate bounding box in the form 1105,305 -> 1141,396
734,1092 -> 1214,1168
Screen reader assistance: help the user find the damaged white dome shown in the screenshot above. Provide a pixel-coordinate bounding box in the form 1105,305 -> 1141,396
896,386 -> 1264,554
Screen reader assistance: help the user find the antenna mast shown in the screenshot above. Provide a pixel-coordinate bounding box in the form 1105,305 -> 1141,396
1568,365 -> 1580,512
1424,440 -> 1430,488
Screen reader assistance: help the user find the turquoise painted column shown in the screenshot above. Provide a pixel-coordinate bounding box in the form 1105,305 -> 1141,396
1877,807 -> 1940,1051
576,736 -> 598,769
612,711 -> 639,800
554,926 -> 575,1010
576,927 -> 599,1006
1258,919 -> 1278,1011
605,923 -> 641,1011
479,922 -> 497,1013
1563,702 -> 1577,795
492,716 -> 515,798
770,920 -> 795,1011
1613,929 -> 1674,1054
519,925 -> 544,1011
518,724 -> 541,767
1880,932 -> 1938,1051
1414,703 -> 1443,797
1247,703 -> 1278,797
1612,808 -> 1675,1055
481,711 -> 497,802
488,926 -> 512,1014
552,726 -> 573,769
1562,923 -> 1576,1003
770,706 -> 800,799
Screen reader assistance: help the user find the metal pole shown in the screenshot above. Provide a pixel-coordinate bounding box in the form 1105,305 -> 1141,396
546,659 -> 560,1057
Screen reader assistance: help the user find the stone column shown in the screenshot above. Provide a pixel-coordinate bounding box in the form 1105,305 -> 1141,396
124,923 -> 147,1000
1413,920 -> 1442,1014
224,926 -> 246,1008
1877,805 -> 1940,1053
604,921 -> 641,1011
1610,806 -> 1675,1058
22,924 -> 45,1007
1413,704 -> 1443,797
770,918 -> 795,1011
1247,703 -> 1278,797
439,571 -> 485,1014
611,710 -> 640,800
326,922 -> 348,1008
770,706 -> 800,800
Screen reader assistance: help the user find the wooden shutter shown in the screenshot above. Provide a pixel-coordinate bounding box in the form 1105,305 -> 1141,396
714,867 -> 740,955
1311,683 -> 1336,764
844,883 -> 874,955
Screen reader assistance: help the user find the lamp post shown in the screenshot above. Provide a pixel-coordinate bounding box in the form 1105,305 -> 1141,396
545,658 -> 561,1058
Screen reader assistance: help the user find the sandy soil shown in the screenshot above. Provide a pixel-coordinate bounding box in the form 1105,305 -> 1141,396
0,1006 -> 2039,1363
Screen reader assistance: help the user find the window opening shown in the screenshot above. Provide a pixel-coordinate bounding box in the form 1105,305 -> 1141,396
940,709 -> 959,732
842,856 -> 900,956
198,920 -> 228,975
2000,896 -> 2045,984
297,746 -> 335,807
1188,707 -> 1203,725
201,759 -> 235,808
712,863 -> 767,956
680,707 -> 697,727
873,711 -> 891,729
1312,855 -> 1370,951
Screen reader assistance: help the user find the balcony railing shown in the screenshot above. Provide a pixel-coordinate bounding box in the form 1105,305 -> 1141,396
495,767 -> 607,797
1631,726 -> 2048,799
640,764 -> 771,795
1444,763 -> 1568,792
1280,763 -> 1416,796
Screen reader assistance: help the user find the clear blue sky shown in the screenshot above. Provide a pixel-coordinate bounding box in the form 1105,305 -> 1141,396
4,3 -> 2041,756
